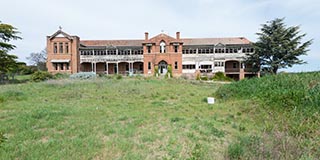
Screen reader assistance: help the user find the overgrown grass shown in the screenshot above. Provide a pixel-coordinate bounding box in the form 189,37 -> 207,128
1,73 -> 319,159
1,77 -> 246,159
215,72 -> 320,159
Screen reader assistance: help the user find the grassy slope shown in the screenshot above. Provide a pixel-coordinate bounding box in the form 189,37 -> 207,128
1,72 -> 319,159
0,78 -> 257,159
216,72 -> 320,159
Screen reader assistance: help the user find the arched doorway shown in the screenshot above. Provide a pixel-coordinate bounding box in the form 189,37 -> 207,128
158,60 -> 168,75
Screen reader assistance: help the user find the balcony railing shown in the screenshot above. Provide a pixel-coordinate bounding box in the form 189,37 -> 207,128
225,68 -> 240,72
80,55 -> 143,63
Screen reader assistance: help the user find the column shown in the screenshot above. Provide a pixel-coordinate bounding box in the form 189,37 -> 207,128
106,62 -> 108,75
91,62 -> 94,72
95,62 -> 97,73
116,62 -> 119,74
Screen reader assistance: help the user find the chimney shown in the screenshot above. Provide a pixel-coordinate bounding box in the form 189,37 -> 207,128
145,32 -> 149,40
176,32 -> 180,40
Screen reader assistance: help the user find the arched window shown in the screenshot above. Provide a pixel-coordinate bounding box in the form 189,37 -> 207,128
160,41 -> 166,53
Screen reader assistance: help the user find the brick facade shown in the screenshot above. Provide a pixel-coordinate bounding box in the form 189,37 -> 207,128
46,30 -> 259,80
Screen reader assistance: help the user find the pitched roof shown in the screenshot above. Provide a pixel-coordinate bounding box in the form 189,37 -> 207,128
80,37 -> 251,47
49,30 -> 73,40
80,40 -> 144,47
181,37 -> 251,45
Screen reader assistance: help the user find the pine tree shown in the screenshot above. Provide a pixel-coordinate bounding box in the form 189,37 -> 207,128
0,21 -> 21,75
246,18 -> 312,74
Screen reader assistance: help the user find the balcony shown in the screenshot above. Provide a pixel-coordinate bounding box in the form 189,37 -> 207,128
225,68 -> 240,72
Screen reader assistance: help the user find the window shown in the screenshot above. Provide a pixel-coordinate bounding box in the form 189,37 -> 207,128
66,63 -> 69,70
160,41 -> 166,53
182,64 -> 195,69
200,65 -> 212,69
174,46 -> 178,53
233,62 -> 238,68
60,63 -> 64,70
148,62 -> 151,70
54,63 -> 58,70
139,64 -> 143,71
126,64 -> 129,71
214,62 -> 224,67
65,43 -> 69,54
53,43 -> 57,54
174,61 -> 178,69
59,42 -> 63,53
147,46 -> 151,53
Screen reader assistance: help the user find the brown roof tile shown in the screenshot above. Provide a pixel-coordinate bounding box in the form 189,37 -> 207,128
181,37 -> 251,45
80,37 -> 251,47
80,39 -> 144,47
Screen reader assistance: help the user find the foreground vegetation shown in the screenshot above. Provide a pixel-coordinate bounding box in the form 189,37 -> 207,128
0,72 -> 319,159
216,72 -> 320,159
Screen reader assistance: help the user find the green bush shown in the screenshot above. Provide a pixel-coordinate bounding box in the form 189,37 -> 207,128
54,73 -> 69,79
212,72 -> 233,81
31,71 -> 53,82
154,66 -> 159,77
116,74 -> 123,80
165,65 -> 173,78
200,76 -> 208,81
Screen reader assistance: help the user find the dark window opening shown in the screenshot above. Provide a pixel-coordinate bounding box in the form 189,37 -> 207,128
59,42 -> 63,53
148,62 -> 151,70
53,43 -> 57,54
147,46 -> 151,53
182,64 -> 196,69
65,43 -> 69,54
174,61 -> 178,69
233,62 -> 238,68
174,46 -> 178,53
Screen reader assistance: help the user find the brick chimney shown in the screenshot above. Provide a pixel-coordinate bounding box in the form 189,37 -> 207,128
145,32 -> 149,40
176,32 -> 180,40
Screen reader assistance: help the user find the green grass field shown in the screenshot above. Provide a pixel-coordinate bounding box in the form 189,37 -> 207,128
0,74 -> 319,159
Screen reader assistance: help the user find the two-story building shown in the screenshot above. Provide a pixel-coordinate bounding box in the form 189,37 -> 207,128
46,29 -> 259,80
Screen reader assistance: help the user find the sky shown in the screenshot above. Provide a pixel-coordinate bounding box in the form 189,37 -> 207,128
1,0 -> 319,72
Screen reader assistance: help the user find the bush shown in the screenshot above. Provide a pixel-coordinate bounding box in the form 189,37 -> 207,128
31,71 -> 53,82
70,72 -> 97,80
154,66 -> 159,77
116,74 -> 122,80
212,72 -> 233,81
54,73 -> 69,79
165,65 -> 173,78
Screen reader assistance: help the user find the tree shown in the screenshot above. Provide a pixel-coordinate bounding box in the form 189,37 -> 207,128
27,49 -> 47,71
246,18 -> 312,74
0,21 -> 21,79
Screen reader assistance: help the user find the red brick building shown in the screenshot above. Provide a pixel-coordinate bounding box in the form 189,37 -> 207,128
46,29 -> 259,80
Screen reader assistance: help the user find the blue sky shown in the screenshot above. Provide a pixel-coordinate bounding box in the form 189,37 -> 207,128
1,0 -> 319,72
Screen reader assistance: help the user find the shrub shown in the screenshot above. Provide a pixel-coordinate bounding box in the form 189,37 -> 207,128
196,72 -> 201,80
70,72 -> 96,80
154,66 -> 159,77
54,73 -> 69,79
200,76 -> 208,81
212,72 -> 233,81
31,71 -> 53,82
165,65 -> 173,78
116,74 -> 123,80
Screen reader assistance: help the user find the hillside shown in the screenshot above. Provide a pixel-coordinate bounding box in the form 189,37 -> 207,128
0,73 -> 319,159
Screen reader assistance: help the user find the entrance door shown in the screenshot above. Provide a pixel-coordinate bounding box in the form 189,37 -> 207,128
158,61 -> 168,75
